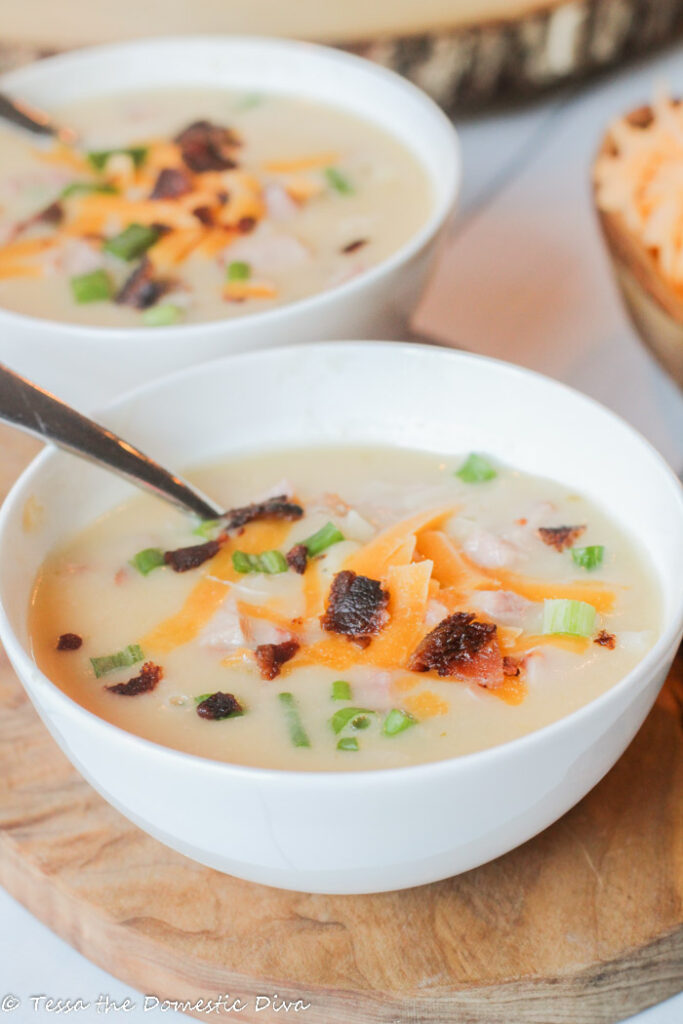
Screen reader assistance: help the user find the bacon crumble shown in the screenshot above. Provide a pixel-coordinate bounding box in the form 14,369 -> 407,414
116,257 -> 169,309
503,655 -> 521,677
254,639 -> 300,680
106,661 -> 163,696
174,120 -> 241,173
594,630 -> 617,649
409,612 -> 504,688
222,495 -> 304,532
286,543 -> 309,575
320,570 -> 389,648
342,238 -> 368,254
192,204 -> 214,226
57,632 -> 82,651
196,691 -> 244,719
537,525 -> 586,552
164,539 -> 221,572
150,167 -> 192,200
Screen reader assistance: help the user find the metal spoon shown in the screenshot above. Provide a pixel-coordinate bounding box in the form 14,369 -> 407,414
0,93 -> 77,145
0,362 -> 223,520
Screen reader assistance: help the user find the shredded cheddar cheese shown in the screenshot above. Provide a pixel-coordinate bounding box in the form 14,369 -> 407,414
594,90 -> 683,287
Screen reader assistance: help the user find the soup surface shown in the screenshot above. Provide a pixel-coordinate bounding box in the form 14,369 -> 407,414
0,89 -> 432,326
30,446 -> 659,771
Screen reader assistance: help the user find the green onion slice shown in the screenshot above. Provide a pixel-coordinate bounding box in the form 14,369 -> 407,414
227,260 -> 251,281
87,146 -> 148,171
571,545 -> 605,571
330,706 -> 375,735
104,223 -> 161,261
278,692 -> 311,748
142,304 -> 183,327
193,518 -> 224,539
194,693 -> 213,704
130,547 -> 165,576
331,680 -> 352,701
303,521 -> 345,558
91,643 -> 144,678
232,549 -> 288,574
234,92 -> 264,111
70,269 -> 112,304
61,181 -> 118,198
456,453 -> 497,483
542,598 -> 597,637
337,737 -> 359,752
383,709 -> 417,737
324,167 -> 354,195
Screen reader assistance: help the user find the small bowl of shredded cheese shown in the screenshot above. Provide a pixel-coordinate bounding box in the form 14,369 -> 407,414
593,90 -> 683,388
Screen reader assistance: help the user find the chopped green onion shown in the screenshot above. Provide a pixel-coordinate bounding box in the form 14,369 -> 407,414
104,223 -> 161,261
193,518 -> 224,539
571,545 -> 605,571
194,693 -> 213,704
331,679 -> 352,701
330,706 -> 375,735
61,181 -> 118,198
278,692 -> 311,748
232,549 -> 288,574
383,708 -> 417,737
337,737 -> 359,752
303,521 -> 345,558
351,714 -> 371,730
324,167 -> 354,195
234,92 -> 264,111
142,304 -> 183,327
456,453 -> 497,483
260,549 -> 288,574
70,269 -> 112,304
542,598 -> 597,637
130,547 -> 165,576
227,260 -> 251,281
87,146 -> 148,172
91,643 -> 144,678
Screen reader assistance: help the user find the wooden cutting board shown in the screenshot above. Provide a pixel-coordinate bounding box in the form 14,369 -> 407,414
0,424 -> 681,1024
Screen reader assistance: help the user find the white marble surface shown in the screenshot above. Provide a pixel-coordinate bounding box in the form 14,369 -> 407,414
1,42 -> 682,1024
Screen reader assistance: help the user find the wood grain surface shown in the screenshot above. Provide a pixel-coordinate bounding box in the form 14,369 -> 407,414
0,424 -> 681,1023
2,0 -> 683,111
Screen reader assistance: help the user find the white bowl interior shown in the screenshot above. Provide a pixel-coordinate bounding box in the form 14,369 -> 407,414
3,36 -> 457,226
2,342 -> 682,665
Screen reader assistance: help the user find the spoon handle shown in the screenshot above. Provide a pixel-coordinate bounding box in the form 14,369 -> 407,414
0,363 -> 223,520
0,93 -> 77,145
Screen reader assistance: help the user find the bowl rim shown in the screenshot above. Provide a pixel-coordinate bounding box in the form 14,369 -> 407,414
0,340 -> 681,785
0,34 -> 461,342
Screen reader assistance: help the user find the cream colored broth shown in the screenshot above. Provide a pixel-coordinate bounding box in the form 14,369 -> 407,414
0,89 -> 432,326
29,447 -> 660,771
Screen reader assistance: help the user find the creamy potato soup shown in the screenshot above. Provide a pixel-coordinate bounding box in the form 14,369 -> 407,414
30,447 -> 660,771
0,89 -> 432,326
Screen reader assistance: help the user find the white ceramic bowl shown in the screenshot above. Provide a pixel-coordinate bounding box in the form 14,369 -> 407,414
0,37 -> 460,409
0,342 -> 681,895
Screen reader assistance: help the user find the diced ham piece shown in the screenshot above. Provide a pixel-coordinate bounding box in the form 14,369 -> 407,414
199,593 -> 245,653
425,599 -> 448,628
463,527 -> 519,569
227,231 -> 310,274
469,590 -> 535,628
352,669 -> 395,711
263,182 -> 299,221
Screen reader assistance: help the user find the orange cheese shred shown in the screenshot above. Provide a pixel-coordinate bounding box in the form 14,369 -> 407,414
141,520 -> 291,653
